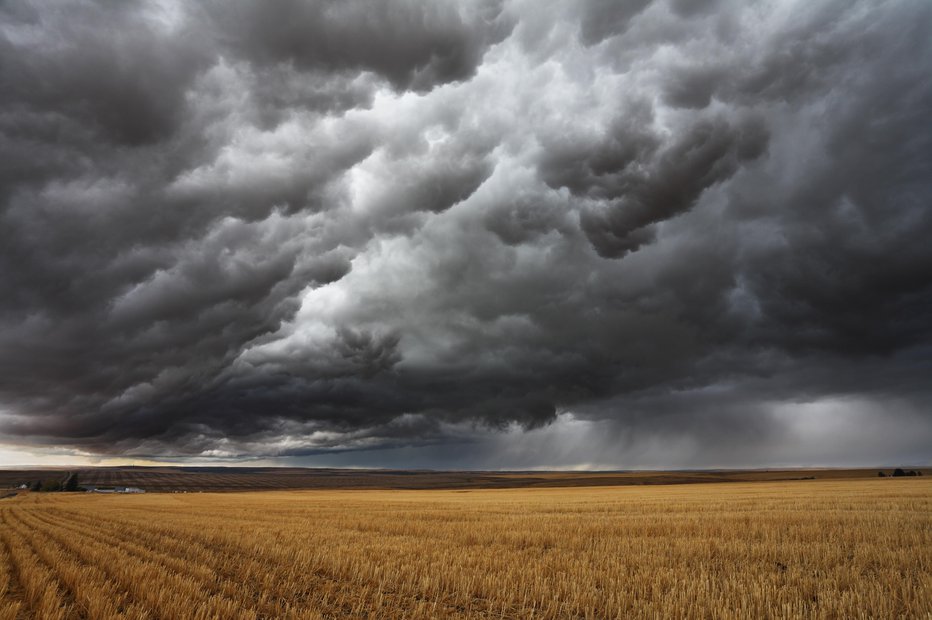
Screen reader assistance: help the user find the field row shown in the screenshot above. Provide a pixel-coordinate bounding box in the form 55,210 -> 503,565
1,480 -> 930,618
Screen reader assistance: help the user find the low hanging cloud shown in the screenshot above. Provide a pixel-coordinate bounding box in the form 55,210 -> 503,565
1,0 -> 931,466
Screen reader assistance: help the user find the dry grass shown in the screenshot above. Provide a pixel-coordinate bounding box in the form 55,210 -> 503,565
0,479 -> 930,618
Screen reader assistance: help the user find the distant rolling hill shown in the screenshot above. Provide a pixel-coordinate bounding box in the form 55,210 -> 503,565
1,466 -> 923,493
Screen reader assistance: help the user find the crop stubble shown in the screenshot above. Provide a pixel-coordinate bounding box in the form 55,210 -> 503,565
0,479 -> 929,619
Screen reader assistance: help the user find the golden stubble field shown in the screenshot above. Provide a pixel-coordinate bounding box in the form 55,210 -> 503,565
0,479 -> 930,619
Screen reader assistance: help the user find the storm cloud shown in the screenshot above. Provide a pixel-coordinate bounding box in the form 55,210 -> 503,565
1,0 -> 931,467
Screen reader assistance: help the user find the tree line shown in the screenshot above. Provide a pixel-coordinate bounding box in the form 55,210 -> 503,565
23,472 -> 82,492
877,468 -> 923,477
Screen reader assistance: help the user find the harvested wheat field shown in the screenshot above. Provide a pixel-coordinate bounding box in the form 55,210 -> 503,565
0,479 -> 930,619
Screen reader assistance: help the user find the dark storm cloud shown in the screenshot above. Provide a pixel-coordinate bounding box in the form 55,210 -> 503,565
1,0 -> 931,466
577,0 -> 652,45
569,113 -> 769,257
208,0 -> 514,92
0,3 -> 207,149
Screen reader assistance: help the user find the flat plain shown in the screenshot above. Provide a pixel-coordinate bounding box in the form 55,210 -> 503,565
0,466 -> 913,493
1,478 -> 930,619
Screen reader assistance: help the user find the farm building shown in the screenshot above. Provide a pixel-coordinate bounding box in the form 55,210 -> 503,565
84,486 -> 146,494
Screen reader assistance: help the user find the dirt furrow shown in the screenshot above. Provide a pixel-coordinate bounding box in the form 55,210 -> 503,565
0,509 -> 25,620
34,508 -> 351,618
16,507 -> 261,620
0,509 -> 75,620
43,506 -> 525,619
8,507 -> 152,620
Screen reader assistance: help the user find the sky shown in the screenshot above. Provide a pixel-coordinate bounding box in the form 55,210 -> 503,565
1,0 -> 931,470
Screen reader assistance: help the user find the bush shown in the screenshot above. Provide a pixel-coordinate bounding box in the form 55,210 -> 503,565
40,479 -> 61,492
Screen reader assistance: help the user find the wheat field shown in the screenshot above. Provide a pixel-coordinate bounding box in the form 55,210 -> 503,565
0,479 -> 930,619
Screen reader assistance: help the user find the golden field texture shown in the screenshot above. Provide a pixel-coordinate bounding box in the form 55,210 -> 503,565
0,479 -> 930,619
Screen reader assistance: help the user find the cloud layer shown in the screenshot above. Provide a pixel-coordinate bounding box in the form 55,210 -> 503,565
1,0 -> 931,466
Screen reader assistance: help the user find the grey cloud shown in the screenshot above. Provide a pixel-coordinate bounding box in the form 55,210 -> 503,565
0,0 -> 930,467
208,0 -> 514,92
570,114 -> 769,257
0,2 -> 217,158
577,0 -> 652,46
661,66 -> 724,109
667,0 -> 721,19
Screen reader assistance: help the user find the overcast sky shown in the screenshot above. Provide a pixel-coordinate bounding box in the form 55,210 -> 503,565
1,0 -> 930,469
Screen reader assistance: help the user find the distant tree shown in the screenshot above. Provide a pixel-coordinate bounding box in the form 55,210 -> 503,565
30,480 -> 41,492
40,479 -> 61,492
906,470 -> 918,477
877,471 -> 886,477
64,472 -> 79,492
893,468 -> 906,477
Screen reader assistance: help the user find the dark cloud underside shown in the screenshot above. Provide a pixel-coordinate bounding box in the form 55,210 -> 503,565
1,0 -> 930,466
